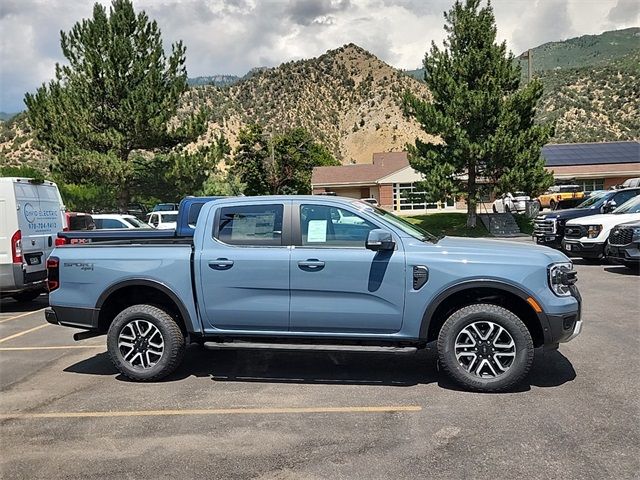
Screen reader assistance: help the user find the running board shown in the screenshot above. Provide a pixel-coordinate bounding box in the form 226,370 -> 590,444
203,342 -> 418,354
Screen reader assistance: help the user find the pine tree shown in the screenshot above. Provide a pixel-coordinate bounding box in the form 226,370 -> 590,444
404,0 -> 554,227
230,124 -> 338,196
24,0 -> 205,209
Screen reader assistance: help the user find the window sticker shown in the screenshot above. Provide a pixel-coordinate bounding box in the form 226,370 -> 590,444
307,220 -> 327,242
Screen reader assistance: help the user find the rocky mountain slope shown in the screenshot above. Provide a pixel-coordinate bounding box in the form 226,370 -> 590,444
183,43 -> 434,165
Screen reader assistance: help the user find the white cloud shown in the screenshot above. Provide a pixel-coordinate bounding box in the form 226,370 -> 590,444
0,0 -> 633,112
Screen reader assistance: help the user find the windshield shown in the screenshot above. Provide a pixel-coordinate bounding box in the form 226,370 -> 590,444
577,191 -> 609,208
370,207 -> 438,243
160,213 -> 178,223
123,217 -> 148,228
613,195 -> 640,214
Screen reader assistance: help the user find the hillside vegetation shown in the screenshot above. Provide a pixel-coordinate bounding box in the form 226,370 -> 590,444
183,44 -> 434,165
2,29 -> 638,171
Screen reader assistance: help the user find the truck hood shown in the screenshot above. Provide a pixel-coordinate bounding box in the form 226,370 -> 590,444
539,207 -> 601,221
434,236 -> 570,264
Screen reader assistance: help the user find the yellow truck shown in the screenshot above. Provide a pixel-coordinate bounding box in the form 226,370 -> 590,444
538,185 -> 585,210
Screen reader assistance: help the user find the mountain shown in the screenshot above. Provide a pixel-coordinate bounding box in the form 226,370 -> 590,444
0,112 -> 19,122
405,28 -> 640,80
183,43 -> 434,164
536,50 -> 639,143
521,27 -> 640,72
187,75 -> 240,87
1,29 -> 638,171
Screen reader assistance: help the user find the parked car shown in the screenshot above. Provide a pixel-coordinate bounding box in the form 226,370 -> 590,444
58,197 -> 223,244
64,212 -> 94,231
562,195 -> 640,260
47,196 -> 582,392
605,219 -> 640,271
620,178 -> 640,189
533,187 -> 640,248
360,197 -> 379,206
152,202 -> 179,212
93,214 -> 148,230
147,211 -> 178,229
0,177 -> 65,302
492,192 -> 530,213
538,185 -> 585,210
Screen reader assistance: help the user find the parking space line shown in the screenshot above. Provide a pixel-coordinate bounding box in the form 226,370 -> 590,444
0,324 -> 49,344
0,405 -> 422,420
0,309 -> 46,324
0,345 -> 103,351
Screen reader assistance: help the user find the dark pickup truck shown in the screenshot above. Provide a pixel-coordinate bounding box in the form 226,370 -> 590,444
533,188 -> 640,249
58,197 -> 222,244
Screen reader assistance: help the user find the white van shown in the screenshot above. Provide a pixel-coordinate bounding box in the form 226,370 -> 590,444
0,177 -> 66,302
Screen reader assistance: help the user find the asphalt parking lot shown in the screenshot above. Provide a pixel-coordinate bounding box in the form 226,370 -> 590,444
1,254 -> 638,479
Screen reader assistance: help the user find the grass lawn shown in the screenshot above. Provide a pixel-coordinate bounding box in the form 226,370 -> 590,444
406,212 -> 490,237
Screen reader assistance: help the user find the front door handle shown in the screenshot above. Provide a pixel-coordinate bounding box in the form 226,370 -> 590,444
298,259 -> 325,271
209,258 -> 234,270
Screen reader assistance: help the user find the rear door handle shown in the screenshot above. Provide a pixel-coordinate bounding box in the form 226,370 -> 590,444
209,258 -> 234,270
298,259 -> 325,271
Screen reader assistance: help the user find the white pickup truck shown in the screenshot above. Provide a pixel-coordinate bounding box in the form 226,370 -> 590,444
562,195 -> 640,260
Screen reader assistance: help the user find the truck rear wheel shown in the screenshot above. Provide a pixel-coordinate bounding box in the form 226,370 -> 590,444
437,304 -> 534,392
107,304 -> 185,381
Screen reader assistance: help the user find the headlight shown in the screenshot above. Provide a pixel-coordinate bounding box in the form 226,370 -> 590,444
548,262 -> 576,297
633,227 -> 640,242
586,225 -> 602,238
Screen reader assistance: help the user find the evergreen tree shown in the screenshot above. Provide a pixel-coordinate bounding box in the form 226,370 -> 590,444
24,0 -> 206,209
404,0 -> 554,227
230,125 -> 338,196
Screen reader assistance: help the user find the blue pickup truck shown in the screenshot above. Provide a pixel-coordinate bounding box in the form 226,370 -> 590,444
46,196 -> 582,392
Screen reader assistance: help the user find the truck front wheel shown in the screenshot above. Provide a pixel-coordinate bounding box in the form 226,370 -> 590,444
107,304 -> 185,381
437,304 -> 534,392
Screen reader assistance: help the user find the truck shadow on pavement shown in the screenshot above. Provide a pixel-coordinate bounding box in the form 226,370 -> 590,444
0,294 -> 49,314
64,346 -> 576,393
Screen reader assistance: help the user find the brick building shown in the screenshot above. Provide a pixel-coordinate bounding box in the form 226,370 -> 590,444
311,141 -> 640,214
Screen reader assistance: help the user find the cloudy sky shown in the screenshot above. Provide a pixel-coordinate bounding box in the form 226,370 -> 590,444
1,0 -> 638,112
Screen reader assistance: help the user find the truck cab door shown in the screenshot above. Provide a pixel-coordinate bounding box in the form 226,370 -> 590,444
289,202 -> 405,334
197,201 -> 291,332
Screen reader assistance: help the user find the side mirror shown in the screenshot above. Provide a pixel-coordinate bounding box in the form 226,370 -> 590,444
603,200 -> 617,213
366,229 -> 395,251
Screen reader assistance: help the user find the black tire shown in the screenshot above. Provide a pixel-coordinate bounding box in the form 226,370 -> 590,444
11,290 -> 42,303
549,199 -> 557,210
504,204 -> 510,213
492,205 -> 498,213
437,304 -> 534,392
107,304 -> 185,381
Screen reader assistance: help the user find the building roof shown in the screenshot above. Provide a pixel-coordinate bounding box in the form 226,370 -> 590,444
312,152 -> 409,186
542,141 -> 639,167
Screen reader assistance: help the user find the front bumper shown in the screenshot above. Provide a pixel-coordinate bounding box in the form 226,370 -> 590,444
605,243 -> 640,264
561,239 -> 605,259
534,234 -> 562,249
543,286 -> 582,344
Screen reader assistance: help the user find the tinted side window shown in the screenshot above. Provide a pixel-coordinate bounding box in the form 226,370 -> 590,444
188,204 -> 204,227
614,190 -> 638,206
216,204 -> 283,246
300,204 -> 377,248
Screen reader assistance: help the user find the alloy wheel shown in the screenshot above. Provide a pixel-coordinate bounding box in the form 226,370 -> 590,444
117,319 -> 164,369
454,321 -> 516,378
